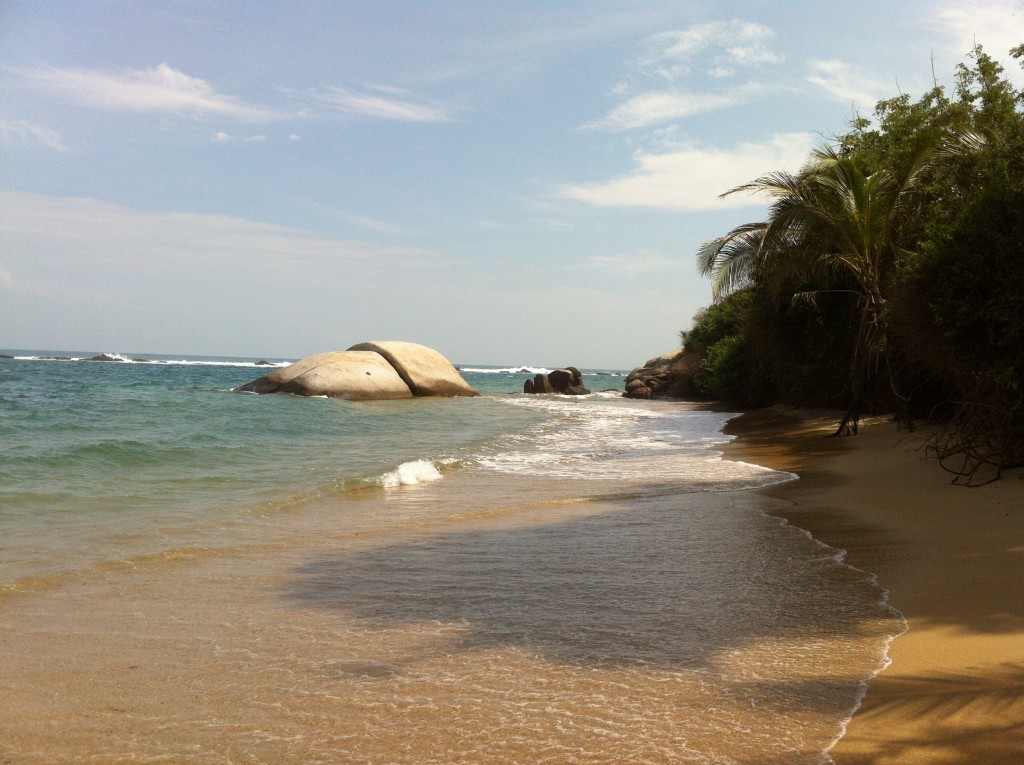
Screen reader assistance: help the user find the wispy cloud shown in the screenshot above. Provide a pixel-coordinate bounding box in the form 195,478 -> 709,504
331,209 -> 418,236
588,252 -> 678,277
806,60 -> 891,113
559,132 -> 817,212
0,191 -> 439,288
212,131 -> 269,143
934,0 -> 1024,56
14,63 -> 280,121
0,117 -> 68,151
0,262 -> 15,290
309,84 -> 453,123
587,20 -> 781,131
639,21 -> 783,81
585,85 -> 761,131
933,0 -> 1024,85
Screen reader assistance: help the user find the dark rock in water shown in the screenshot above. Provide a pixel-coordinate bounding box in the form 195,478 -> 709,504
523,366 -> 589,395
254,360 -> 276,366
131,358 -> 150,363
0,354 -> 13,359
87,353 -> 125,362
532,373 -> 554,394
548,368 -> 574,392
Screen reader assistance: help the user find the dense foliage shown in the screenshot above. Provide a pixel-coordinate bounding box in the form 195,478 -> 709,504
688,45 -> 1024,482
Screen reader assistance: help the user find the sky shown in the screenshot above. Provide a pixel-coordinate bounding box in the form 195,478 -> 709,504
2,1 -> 1023,369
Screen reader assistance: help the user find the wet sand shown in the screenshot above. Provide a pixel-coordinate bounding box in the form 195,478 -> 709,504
725,408 -> 1024,765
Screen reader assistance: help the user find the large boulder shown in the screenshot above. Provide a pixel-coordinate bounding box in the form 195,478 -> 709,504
347,341 -> 478,397
236,342 -> 478,400
236,350 -> 414,400
623,349 -> 699,399
547,369 -> 575,392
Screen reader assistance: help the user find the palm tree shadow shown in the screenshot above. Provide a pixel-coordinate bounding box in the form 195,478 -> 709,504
837,663 -> 1024,764
281,494 -> 894,673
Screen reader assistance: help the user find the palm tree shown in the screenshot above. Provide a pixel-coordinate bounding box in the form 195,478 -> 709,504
697,138 -> 946,435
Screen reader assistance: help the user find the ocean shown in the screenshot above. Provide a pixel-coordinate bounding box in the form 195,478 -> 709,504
0,351 -> 903,764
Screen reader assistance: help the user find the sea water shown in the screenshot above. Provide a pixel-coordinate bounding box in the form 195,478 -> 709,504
0,352 -> 902,764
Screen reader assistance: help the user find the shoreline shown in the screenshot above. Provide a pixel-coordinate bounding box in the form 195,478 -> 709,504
723,407 -> 1024,764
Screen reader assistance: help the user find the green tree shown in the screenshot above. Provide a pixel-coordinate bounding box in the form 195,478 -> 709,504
697,138 -> 945,434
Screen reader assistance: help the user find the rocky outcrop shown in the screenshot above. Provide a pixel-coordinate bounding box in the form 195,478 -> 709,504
523,366 -> 590,396
236,342 -> 478,400
347,341 -> 478,397
623,350 -> 699,399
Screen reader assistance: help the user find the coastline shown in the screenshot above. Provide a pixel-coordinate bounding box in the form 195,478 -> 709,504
724,407 -> 1024,764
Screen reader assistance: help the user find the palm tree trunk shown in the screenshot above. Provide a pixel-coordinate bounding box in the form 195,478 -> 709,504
833,294 -> 884,437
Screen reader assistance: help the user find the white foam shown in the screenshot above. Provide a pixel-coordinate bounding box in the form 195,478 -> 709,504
473,397 -> 794,489
9,354 -> 292,368
379,460 -> 444,488
460,366 -> 554,375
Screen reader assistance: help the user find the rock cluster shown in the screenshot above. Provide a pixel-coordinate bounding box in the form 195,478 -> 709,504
523,367 -> 590,396
623,350 -> 695,399
236,341 -> 478,400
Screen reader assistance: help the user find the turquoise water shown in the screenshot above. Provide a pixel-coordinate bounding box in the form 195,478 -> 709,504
0,351 -> 903,764
0,353 -> 559,580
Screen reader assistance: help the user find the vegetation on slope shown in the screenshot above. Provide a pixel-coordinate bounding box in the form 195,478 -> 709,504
685,44 -> 1024,483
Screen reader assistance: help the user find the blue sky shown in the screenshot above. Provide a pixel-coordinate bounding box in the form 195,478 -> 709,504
2,1 -> 1023,368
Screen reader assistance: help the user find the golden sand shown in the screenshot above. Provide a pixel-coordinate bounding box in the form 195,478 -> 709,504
725,408 -> 1024,765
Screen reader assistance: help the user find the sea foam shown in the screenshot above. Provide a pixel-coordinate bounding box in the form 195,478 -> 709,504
378,460 -> 445,488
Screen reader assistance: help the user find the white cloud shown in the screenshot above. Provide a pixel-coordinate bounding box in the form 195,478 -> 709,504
587,21 -> 780,131
212,131 -> 269,143
16,63 -> 280,121
933,0 -> 1024,85
310,85 -> 453,123
0,262 -> 14,289
559,132 -> 817,212
0,191 -> 440,289
0,117 -> 68,151
934,1 -> 1024,56
640,21 -> 783,81
806,59 -> 891,113
588,252 -> 678,277
585,90 -> 739,131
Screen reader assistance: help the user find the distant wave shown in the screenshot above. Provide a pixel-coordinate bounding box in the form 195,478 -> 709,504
460,366 -> 554,375
460,366 -> 624,377
3,353 -> 292,369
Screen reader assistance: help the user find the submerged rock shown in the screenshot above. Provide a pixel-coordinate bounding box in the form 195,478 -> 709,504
236,342 -> 477,400
87,353 -> 126,362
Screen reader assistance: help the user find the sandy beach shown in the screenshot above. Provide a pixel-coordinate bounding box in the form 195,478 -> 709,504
725,408 -> 1024,765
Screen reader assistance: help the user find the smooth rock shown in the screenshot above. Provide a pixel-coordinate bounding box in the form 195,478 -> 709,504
347,341 -> 478,397
236,351 -> 414,400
